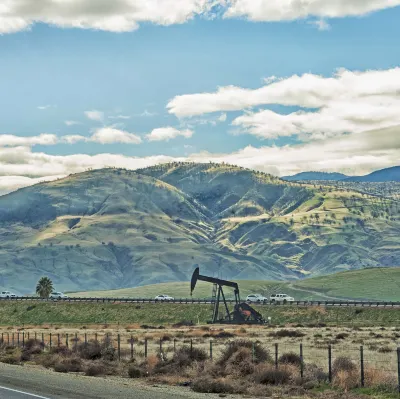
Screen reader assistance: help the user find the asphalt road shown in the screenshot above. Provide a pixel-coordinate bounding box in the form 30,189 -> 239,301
0,363 -> 215,399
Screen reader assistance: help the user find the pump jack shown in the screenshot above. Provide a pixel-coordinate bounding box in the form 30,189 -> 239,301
190,267 -> 267,324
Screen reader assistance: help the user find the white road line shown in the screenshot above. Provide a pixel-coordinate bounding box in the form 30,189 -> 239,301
0,385 -> 52,398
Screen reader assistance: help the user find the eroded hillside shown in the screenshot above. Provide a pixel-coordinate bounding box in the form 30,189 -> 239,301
0,163 -> 399,293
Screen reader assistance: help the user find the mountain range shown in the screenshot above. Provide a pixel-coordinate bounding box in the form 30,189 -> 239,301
282,165 -> 400,182
0,163 -> 399,294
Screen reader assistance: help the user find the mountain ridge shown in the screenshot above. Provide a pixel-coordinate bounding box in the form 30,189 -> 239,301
0,162 -> 399,294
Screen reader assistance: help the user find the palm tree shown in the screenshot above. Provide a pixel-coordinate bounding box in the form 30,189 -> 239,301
36,277 -> 53,298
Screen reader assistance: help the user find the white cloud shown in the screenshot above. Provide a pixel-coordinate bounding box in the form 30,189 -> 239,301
60,135 -> 87,144
108,115 -> 131,120
90,127 -> 142,144
218,113 -> 227,122
0,0 -> 221,34
146,127 -> 193,142
85,110 -> 104,122
0,175 -> 64,196
0,134 -> 58,147
223,0 -> 400,21
37,105 -> 54,110
309,19 -> 331,31
139,110 -> 158,117
167,67 -> 400,140
65,120 -> 81,126
1,0 -> 399,34
0,124 -> 398,194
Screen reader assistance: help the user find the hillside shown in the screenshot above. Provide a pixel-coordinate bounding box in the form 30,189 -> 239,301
282,172 -> 348,181
345,166 -> 400,182
71,267 -> 400,302
0,163 -> 399,293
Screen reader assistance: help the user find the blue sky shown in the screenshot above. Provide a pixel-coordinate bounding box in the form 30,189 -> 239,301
0,1 -> 399,192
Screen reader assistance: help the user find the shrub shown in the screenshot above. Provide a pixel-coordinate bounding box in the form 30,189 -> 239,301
54,357 -> 82,373
218,340 -> 271,366
332,357 -> 357,375
254,365 -> 292,385
192,377 -> 245,394
77,340 -> 102,360
270,330 -> 305,338
172,321 -> 194,328
128,365 -> 144,378
224,347 -> 255,376
85,362 -> 106,377
279,352 -> 303,367
214,331 -> 235,339
335,333 -> 349,340
377,346 -> 392,353
50,346 -> 72,356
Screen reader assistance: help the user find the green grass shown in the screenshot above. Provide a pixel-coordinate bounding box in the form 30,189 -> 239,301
71,267 -> 400,302
1,301 -> 399,326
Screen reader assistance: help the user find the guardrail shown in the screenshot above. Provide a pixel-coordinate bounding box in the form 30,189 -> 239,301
0,297 -> 399,307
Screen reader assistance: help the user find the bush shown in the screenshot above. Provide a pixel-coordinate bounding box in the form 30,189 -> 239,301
270,330 -> 305,338
254,366 -> 292,385
224,347 -> 255,376
279,352 -> 303,367
50,346 -> 72,356
85,362 -> 106,376
218,340 -> 271,366
54,357 -> 82,373
192,378 -> 245,394
214,331 -> 235,339
78,340 -> 102,360
128,365 -> 144,378
332,357 -> 357,375
335,333 -> 349,340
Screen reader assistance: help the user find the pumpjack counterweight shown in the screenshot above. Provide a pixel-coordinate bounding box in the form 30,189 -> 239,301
190,266 -> 267,325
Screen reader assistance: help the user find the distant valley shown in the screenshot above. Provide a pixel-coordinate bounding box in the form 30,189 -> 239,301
0,163 -> 399,294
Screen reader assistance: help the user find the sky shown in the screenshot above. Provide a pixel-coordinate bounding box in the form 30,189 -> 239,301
0,0 -> 400,194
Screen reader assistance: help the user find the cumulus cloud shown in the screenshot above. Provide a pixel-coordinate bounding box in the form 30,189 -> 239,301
223,0 -> 400,21
37,105 -> 54,110
167,67 -> 400,140
60,135 -> 87,144
0,125 -> 398,195
0,134 -> 58,147
1,0 -> 399,34
0,175 -> 64,196
85,110 -> 104,122
146,127 -> 193,142
0,0 -> 220,34
90,127 -> 142,144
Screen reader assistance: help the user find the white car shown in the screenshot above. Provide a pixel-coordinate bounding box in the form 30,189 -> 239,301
155,295 -> 174,302
50,291 -> 69,299
270,293 -> 294,304
0,291 -> 16,298
246,294 -> 267,303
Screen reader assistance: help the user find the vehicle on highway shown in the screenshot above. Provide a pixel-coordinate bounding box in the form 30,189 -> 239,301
246,294 -> 267,303
0,291 -> 16,298
50,291 -> 69,299
270,293 -> 294,304
155,294 -> 174,302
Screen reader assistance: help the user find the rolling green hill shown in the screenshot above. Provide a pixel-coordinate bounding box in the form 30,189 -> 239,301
71,267 -> 400,302
0,163 -> 399,294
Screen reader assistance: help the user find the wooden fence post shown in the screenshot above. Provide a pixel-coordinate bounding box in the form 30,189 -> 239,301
144,338 -> 148,358
328,345 -> 332,383
360,346 -> 365,387
130,336 -> 134,360
300,343 -> 304,380
275,343 -> 278,369
117,334 -> 121,361
397,348 -> 400,394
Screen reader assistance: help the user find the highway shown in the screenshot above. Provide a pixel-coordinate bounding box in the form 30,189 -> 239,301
0,363 -> 213,399
1,297 -> 399,308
